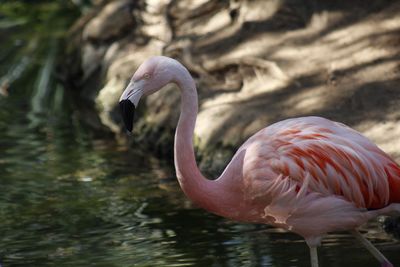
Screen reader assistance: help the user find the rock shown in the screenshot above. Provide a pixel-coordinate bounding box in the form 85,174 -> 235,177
81,43 -> 107,81
82,0 -> 134,42
63,0 -> 400,172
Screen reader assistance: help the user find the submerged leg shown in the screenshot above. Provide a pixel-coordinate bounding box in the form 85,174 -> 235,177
351,230 -> 393,267
309,246 -> 319,267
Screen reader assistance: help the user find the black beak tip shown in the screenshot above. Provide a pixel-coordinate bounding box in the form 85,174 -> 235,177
119,100 -> 136,133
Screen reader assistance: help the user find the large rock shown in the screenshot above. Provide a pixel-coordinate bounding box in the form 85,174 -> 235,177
82,0 -> 134,42
64,0 -> 400,173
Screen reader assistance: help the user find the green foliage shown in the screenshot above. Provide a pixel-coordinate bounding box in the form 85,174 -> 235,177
0,0 -> 80,117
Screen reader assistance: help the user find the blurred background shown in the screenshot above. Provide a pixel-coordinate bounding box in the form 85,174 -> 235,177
0,0 -> 400,266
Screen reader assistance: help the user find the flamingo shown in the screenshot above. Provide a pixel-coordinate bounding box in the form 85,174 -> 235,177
119,56 -> 400,267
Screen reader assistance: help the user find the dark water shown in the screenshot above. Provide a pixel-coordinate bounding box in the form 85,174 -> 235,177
1,1 -> 400,267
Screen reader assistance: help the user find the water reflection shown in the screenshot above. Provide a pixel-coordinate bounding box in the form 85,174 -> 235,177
1,1 -> 400,267
4,113 -> 400,267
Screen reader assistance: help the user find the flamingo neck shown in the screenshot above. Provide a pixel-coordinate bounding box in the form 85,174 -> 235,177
172,67 -> 227,215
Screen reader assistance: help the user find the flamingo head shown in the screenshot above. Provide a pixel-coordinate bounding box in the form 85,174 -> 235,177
119,56 -> 176,132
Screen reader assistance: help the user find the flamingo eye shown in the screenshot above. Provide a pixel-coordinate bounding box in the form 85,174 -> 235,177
143,73 -> 151,80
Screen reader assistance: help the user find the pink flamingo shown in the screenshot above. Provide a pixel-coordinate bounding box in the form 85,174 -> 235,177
119,56 -> 400,267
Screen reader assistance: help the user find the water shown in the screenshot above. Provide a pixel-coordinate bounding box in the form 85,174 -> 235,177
1,1 -> 400,267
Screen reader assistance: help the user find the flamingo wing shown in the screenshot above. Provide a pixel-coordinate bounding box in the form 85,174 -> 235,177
241,116 -> 400,209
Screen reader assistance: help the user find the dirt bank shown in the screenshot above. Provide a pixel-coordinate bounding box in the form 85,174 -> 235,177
63,0 -> 400,173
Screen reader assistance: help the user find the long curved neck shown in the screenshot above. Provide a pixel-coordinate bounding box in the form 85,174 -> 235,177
172,66 -> 227,215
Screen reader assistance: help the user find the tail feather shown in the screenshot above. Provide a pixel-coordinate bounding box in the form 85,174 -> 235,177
386,162 -> 400,203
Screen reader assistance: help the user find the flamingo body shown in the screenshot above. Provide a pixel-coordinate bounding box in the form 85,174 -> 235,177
119,56 -> 400,266
223,116 -> 400,244
241,116 -> 400,209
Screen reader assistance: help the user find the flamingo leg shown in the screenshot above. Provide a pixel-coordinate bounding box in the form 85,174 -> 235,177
351,230 -> 393,267
309,246 -> 319,267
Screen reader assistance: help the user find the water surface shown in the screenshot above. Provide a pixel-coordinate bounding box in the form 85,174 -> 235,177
0,1 -> 399,267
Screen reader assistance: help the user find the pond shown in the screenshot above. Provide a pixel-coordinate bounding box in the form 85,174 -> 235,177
0,1 -> 399,267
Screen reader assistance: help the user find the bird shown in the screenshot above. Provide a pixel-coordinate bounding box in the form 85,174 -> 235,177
119,56 -> 400,267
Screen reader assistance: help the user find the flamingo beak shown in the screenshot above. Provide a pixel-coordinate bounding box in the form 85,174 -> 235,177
119,80 -> 143,133
119,99 -> 135,133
